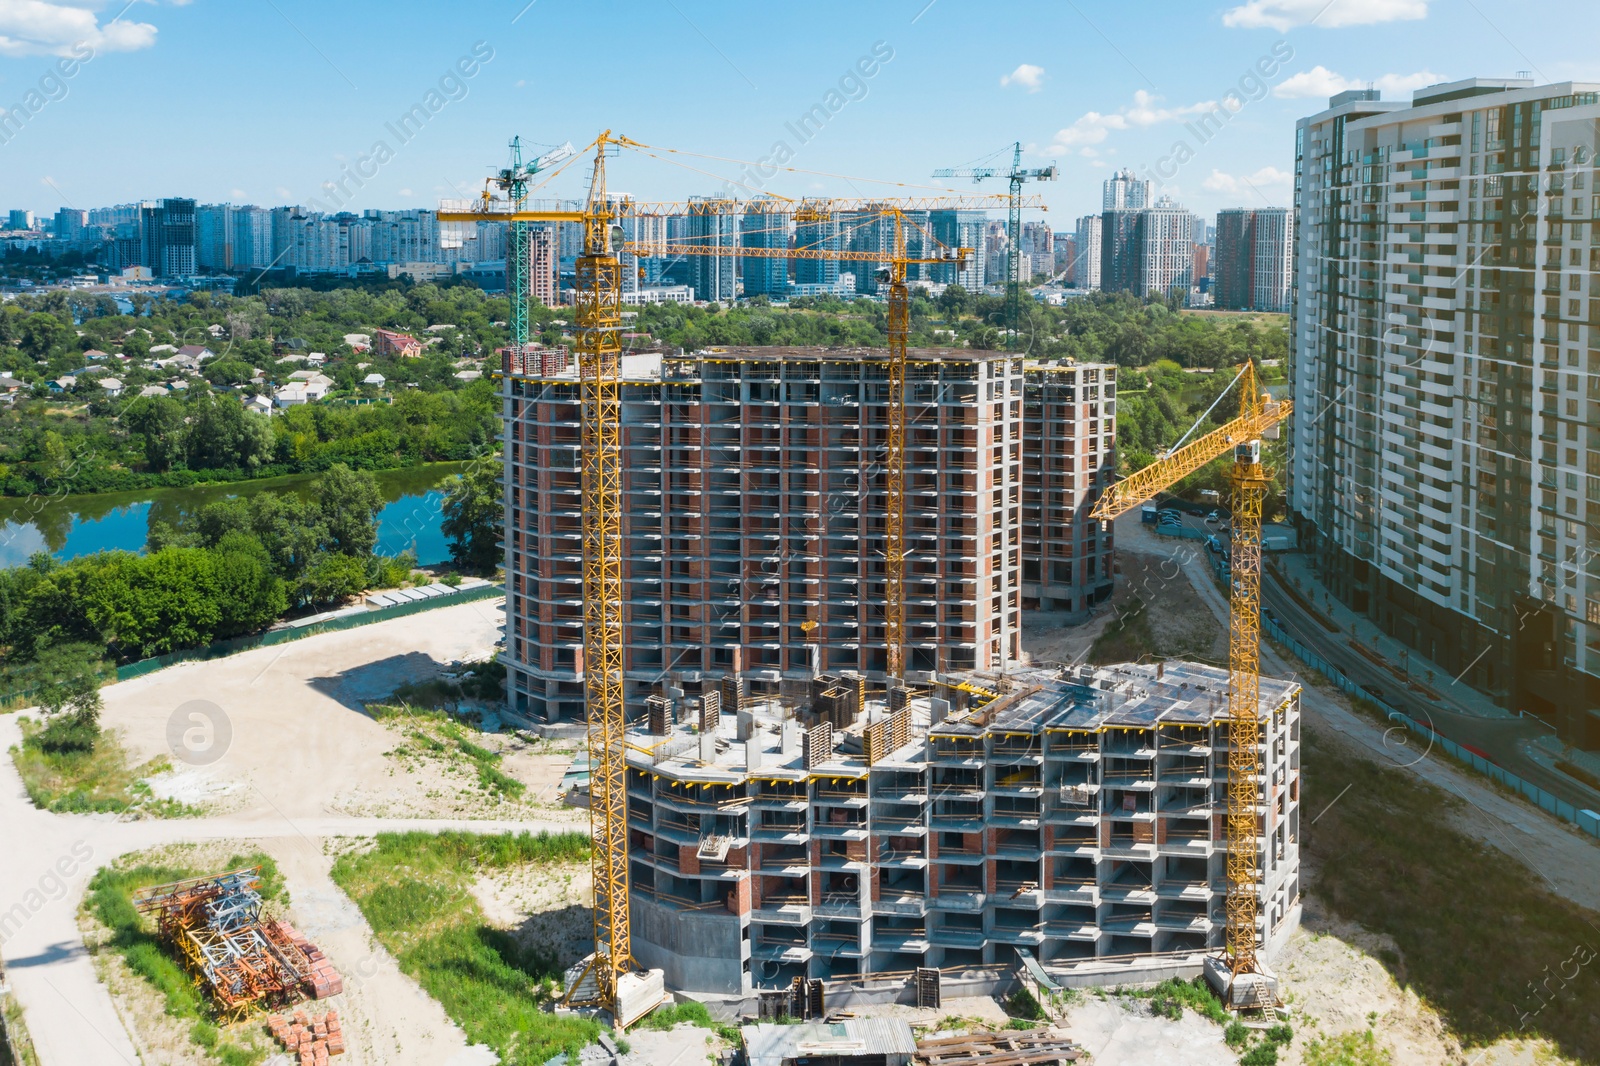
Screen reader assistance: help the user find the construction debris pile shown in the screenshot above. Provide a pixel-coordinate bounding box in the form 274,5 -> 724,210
267,1008 -> 345,1063
915,1027 -> 1083,1066
132,868 -> 342,1021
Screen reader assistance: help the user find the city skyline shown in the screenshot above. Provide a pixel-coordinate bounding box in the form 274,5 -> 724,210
0,0 -> 1591,222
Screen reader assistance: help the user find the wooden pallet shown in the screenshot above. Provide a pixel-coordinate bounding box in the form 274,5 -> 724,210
915,1027 -> 1082,1066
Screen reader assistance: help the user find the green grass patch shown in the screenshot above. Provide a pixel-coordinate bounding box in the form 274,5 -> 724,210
373,706 -> 526,800
329,830 -> 596,1065
81,851 -> 284,1064
1302,1029 -> 1392,1066
10,720 -> 200,817
1,988 -> 41,1066
634,1000 -> 740,1043
1125,977 -> 1228,1025
1304,724 -> 1600,1062
1003,987 -> 1047,1021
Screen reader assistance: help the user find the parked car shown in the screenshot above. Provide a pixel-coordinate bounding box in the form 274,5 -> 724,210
1206,510 -> 1221,522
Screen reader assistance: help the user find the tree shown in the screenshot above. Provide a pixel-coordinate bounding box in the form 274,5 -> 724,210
19,312 -> 71,361
439,460 -> 502,574
212,531 -> 288,635
299,551 -> 368,606
314,464 -> 383,556
27,641 -> 106,754
124,394 -> 187,472
184,393 -> 273,472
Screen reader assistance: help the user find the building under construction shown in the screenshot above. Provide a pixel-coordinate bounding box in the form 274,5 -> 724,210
500,346 -> 1117,722
621,660 -> 1302,997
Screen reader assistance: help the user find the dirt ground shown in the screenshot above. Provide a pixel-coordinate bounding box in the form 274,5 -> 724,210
469,858 -> 595,972
1023,549 -> 1227,667
89,597 -> 584,825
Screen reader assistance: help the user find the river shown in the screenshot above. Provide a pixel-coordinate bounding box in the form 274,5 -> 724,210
0,463 -> 468,569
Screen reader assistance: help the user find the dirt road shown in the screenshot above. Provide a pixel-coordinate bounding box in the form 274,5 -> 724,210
0,597 -> 579,1066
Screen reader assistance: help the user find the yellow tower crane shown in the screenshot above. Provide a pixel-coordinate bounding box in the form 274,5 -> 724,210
442,132 -> 1033,1024
1088,361 -> 1291,1004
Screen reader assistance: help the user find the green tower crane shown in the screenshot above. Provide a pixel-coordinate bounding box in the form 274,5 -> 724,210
933,141 -> 1057,349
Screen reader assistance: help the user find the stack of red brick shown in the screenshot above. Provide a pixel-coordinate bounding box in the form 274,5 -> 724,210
267,1009 -> 345,1063
271,921 -> 345,998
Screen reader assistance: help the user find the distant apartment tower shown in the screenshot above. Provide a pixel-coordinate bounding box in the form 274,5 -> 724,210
196,204 -> 234,270
1214,208 -> 1292,312
794,212 -> 841,290
508,223 -> 558,309
140,198 -> 196,277
500,346 -> 1026,721
53,208 -> 86,242
929,209 -> 988,291
1073,215 -> 1102,290
1292,78 -> 1600,730
685,199 -> 737,303
1100,197 -> 1192,300
1021,361 -> 1118,615
6,210 -> 33,231
741,206 -> 791,298
1102,168 -> 1150,211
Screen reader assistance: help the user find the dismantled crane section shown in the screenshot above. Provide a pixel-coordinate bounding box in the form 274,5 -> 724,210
133,867 -> 342,1022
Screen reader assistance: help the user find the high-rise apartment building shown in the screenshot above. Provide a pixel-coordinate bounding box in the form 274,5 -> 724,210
1073,215 -> 1102,290
53,208 -> 86,242
929,210 -> 987,290
501,346 -> 1033,721
794,213 -> 841,290
1292,78 -> 1600,727
1102,168 -> 1150,212
6,210 -> 33,231
1100,197 -> 1193,301
1022,362 -> 1118,615
741,205 -> 790,298
141,198 -> 196,277
686,199 -> 738,303
196,204 -> 235,271
1214,208 -> 1293,312
501,346 -> 1120,722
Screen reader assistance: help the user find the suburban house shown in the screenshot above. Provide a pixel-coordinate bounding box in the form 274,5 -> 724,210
99,378 -> 124,398
362,373 -> 386,388
177,344 -> 215,362
372,329 -> 422,358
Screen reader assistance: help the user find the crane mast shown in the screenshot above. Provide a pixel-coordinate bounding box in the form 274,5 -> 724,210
1089,363 -> 1290,998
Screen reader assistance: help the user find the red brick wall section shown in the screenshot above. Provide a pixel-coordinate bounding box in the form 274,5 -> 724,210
985,861 -> 997,894
965,832 -> 982,854
749,843 -> 761,868
928,834 -> 939,860
751,875 -> 763,910
1042,825 -> 1054,850
1100,820 -> 1112,847
1042,863 -> 1054,890
726,846 -> 748,869
845,839 -> 868,862
871,868 -> 881,901
985,828 -> 997,854
1212,814 -> 1225,841
1155,818 -> 1169,845
728,877 -> 752,916
680,844 -> 701,876
811,875 -> 822,905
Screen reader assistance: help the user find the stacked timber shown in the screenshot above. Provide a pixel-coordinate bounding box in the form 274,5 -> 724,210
915,1026 -> 1082,1066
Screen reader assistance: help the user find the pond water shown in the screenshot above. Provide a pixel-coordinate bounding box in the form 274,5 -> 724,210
0,462 -> 468,569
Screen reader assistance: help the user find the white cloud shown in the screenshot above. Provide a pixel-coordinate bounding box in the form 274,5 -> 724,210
397,188 -> 414,198
1223,0 -> 1427,31
1044,90 -> 1220,156
1273,64 -> 1447,99
0,0 -> 162,57
1001,63 -> 1045,92
1202,166 -> 1294,195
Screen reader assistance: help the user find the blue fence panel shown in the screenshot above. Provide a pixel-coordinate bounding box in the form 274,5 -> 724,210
1263,619 -> 1598,841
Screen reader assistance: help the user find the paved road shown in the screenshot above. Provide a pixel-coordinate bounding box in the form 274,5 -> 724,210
1259,565 -> 1600,814
0,707 -> 572,1066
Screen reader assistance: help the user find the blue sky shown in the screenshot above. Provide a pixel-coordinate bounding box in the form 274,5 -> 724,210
0,0 -> 1594,226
